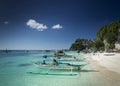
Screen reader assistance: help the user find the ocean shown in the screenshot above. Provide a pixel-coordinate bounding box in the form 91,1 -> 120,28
0,50 -> 113,86
0,50 -> 85,86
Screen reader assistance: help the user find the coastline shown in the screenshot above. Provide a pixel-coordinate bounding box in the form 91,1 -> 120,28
86,52 -> 120,82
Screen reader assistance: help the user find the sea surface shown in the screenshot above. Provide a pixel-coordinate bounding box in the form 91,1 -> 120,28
0,50 -> 85,86
0,50 -> 115,86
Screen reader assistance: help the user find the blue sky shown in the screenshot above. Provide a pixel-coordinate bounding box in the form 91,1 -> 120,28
0,0 -> 120,50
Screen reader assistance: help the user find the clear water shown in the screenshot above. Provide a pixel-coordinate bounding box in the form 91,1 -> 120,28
0,50 -> 118,86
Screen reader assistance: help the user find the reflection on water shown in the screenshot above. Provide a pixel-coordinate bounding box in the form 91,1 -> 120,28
17,63 -> 33,67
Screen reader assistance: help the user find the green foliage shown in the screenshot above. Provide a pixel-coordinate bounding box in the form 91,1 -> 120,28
95,20 -> 120,50
105,32 -> 117,44
70,21 -> 120,51
94,39 -> 104,50
70,38 -> 85,51
75,39 -> 82,43
70,38 -> 94,51
97,25 -> 107,41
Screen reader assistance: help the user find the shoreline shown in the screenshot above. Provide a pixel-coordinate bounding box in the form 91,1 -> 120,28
86,53 -> 120,81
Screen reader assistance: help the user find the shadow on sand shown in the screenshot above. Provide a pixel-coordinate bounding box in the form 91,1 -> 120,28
80,69 -> 99,72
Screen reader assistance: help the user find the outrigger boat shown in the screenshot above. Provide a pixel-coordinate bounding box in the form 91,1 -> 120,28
27,72 -> 77,76
28,63 -> 89,76
27,54 -> 89,76
32,61 -> 89,70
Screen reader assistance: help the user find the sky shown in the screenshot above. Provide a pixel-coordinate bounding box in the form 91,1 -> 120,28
0,0 -> 120,50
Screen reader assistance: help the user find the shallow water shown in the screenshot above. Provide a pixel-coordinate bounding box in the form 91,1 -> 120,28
0,50 -> 119,86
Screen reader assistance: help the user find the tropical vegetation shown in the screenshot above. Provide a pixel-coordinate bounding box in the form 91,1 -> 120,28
70,20 -> 120,52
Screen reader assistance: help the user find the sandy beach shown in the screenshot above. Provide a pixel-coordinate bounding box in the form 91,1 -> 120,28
86,53 -> 120,86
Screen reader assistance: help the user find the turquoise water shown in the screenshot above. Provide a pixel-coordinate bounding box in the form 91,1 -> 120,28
0,50 -> 118,86
0,50 -> 82,86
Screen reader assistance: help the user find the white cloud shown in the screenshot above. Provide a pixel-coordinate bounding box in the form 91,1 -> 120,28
52,24 -> 63,29
26,19 -> 47,31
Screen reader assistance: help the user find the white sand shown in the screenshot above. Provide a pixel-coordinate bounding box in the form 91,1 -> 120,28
89,52 -> 120,74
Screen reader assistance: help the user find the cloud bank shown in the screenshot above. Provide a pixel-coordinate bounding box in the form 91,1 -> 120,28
52,24 -> 63,29
26,19 -> 47,31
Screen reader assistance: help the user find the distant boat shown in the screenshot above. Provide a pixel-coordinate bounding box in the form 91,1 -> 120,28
5,48 -> 8,53
104,53 -> 115,56
45,50 -> 51,52
54,50 -> 65,56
